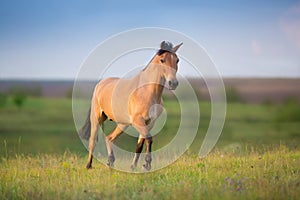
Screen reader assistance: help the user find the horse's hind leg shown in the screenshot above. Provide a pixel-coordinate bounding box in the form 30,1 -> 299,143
86,111 -> 106,169
105,124 -> 127,167
86,113 -> 98,169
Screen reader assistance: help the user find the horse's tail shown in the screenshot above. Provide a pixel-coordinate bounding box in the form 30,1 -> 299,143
78,107 -> 91,140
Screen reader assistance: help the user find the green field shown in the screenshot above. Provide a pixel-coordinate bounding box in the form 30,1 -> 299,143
0,97 -> 299,199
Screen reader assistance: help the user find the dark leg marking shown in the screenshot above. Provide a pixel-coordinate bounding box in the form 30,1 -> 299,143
131,138 -> 145,170
86,155 -> 93,169
107,154 -> 115,167
143,136 -> 152,171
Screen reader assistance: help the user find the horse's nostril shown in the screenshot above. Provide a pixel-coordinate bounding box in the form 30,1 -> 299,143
174,80 -> 178,87
168,80 -> 178,89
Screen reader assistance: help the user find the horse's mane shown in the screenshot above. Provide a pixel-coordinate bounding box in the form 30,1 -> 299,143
156,49 -> 169,56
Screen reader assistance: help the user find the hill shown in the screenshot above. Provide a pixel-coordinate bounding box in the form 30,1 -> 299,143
0,78 -> 299,103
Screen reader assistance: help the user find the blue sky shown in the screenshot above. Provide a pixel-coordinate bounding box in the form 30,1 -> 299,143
0,0 -> 299,79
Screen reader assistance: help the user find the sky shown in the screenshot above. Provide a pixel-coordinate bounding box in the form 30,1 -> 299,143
0,0 -> 300,79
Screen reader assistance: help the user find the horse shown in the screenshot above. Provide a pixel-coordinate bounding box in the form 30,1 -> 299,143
79,41 -> 182,171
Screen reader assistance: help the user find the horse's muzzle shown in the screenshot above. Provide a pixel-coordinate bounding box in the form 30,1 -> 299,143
168,80 -> 178,90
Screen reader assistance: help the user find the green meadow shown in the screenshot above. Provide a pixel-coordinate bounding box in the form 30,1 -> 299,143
0,97 -> 299,199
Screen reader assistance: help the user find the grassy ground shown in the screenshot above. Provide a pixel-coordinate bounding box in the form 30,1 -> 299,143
0,97 -> 84,156
0,97 -> 299,199
1,146 -> 299,199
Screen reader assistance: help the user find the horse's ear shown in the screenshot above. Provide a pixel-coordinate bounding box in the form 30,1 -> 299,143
172,43 -> 183,52
161,41 -> 173,50
160,41 -> 167,49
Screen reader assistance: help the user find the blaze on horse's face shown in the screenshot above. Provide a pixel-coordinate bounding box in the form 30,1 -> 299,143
158,42 -> 183,90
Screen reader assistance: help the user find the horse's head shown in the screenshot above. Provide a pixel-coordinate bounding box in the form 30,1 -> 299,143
154,41 -> 183,90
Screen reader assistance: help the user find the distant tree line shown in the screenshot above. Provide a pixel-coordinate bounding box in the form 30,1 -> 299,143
0,85 -> 42,109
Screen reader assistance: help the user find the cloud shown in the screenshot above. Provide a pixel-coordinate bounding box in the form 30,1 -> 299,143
279,2 -> 300,50
251,40 -> 262,55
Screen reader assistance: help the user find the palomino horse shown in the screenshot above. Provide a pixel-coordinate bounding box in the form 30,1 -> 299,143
79,41 -> 182,171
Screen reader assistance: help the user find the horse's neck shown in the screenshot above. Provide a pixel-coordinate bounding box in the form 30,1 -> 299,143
135,64 -> 165,102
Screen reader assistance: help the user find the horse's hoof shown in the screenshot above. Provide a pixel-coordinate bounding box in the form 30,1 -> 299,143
86,164 -> 92,169
142,164 -> 151,171
131,164 -> 137,171
106,162 -> 114,168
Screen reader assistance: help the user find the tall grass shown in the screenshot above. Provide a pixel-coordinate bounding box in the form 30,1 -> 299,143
0,146 -> 299,199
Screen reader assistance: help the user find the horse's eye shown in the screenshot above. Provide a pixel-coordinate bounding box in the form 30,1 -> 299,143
176,59 -> 179,64
160,59 -> 165,63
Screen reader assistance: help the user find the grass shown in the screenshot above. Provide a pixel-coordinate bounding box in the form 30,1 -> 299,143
0,97 -> 84,156
1,97 -> 299,156
0,146 -> 299,199
0,97 -> 300,199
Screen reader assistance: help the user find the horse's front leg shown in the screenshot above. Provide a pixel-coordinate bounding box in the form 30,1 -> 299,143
143,135 -> 152,171
131,135 -> 145,170
132,116 -> 153,171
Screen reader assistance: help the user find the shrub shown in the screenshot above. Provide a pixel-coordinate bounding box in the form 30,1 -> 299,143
9,86 -> 27,108
13,94 -> 26,109
226,86 -> 241,103
0,93 -> 7,108
274,98 -> 300,122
